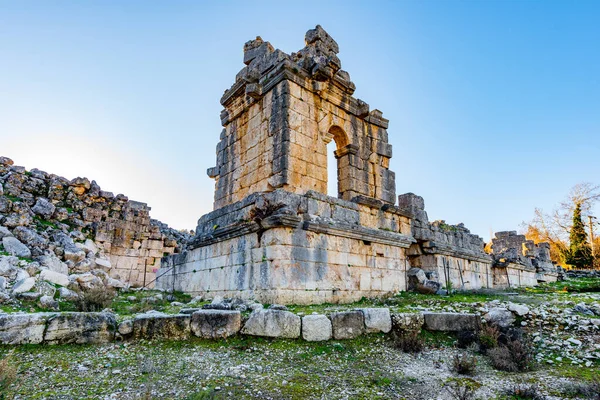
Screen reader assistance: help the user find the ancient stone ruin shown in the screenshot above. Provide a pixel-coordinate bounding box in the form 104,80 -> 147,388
156,26 -> 559,304
0,156 -> 189,295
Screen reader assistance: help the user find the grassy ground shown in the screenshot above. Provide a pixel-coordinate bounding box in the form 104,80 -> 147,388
0,332 -> 597,399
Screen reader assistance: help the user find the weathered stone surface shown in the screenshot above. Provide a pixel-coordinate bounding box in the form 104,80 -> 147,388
118,319 -> 133,336
2,236 -> 31,258
0,227 -> 13,240
0,313 -> 53,344
423,312 -> 479,332
241,309 -> 301,338
302,314 -> 332,342
44,312 -> 116,344
0,256 -> 18,279
133,314 -> 191,340
191,310 -> 241,339
40,269 -> 69,287
507,303 -> 530,317
484,308 -> 516,329
358,308 -> 391,333
57,287 -> 79,301
12,277 -> 36,294
391,313 -> 424,333
32,198 -> 55,220
38,252 -> 69,275
39,295 -> 59,310
331,311 -> 365,339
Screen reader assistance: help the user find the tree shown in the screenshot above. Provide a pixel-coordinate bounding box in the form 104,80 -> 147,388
522,182 -> 599,267
564,202 -> 593,269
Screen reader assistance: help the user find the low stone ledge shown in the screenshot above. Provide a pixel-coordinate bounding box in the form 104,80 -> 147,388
331,311 -> 365,339
133,314 -> 191,340
0,313 -> 55,345
302,314 -> 332,342
241,309 -> 301,339
191,310 -> 241,339
357,308 -> 392,333
423,312 -> 480,332
391,312 -> 424,333
44,312 -> 116,345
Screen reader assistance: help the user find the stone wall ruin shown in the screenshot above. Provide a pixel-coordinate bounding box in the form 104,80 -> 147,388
157,26 -> 559,303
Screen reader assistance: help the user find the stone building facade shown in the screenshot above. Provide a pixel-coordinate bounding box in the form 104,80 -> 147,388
157,26 -> 558,303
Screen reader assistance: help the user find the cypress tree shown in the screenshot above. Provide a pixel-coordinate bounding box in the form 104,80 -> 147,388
564,202 -> 593,269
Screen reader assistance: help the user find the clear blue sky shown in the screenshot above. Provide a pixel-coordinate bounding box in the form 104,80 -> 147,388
1,1 -> 599,240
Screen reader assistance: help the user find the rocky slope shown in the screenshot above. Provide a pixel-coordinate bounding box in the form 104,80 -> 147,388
0,156 -> 190,309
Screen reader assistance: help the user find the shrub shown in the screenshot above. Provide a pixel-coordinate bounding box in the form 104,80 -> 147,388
443,377 -> 482,400
391,330 -> 424,353
456,330 -> 477,349
504,384 -> 546,400
563,379 -> 600,399
452,353 -> 477,375
478,324 -> 499,353
0,351 -> 18,399
74,287 -> 116,312
487,337 -> 534,372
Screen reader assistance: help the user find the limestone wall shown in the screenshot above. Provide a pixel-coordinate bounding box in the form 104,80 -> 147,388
159,190 -> 413,304
158,226 -> 409,305
492,263 -> 539,289
209,26 -> 396,210
409,254 -> 493,290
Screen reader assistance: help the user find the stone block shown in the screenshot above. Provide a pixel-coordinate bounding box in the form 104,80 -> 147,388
241,309 -> 301,338
358,308 -> 391,333
44,312 -> 116,344
422,312 -> 479,332
0,313 -> 52,344
302,314 -> 332,341
330,311 -> 365,339
191,310 -> 241,339
133,314 -> 191,340
40,269 -> 69,287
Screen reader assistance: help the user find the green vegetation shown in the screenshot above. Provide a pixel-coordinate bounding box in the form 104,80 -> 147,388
33,215 -> 58,229
3,194 -> 22,203
564,202 -> 594,269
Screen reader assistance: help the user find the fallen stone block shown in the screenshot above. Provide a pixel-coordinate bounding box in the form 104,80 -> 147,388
2,236 -> 31,258
422,312 -> 479,332
40,269 -> 69,287
44,312 -> 116,344
391,312 -> 424,333
0,313 -> 54,344
358,308 -> 391,333
133,314 -> 191,340
302,314 -> 332,342
191,310 -> 241,339
331,311 -> 365,339
484,308 -> 515,329
12,277 -> 36,294
241,309 -> 301,339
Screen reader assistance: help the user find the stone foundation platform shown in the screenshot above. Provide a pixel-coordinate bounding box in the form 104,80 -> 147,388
156,190 -> 415,304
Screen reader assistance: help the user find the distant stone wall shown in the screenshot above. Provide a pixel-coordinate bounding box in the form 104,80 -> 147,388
0,156 -> 189,288
399,193 -> 495,291
489,231 -> 558,285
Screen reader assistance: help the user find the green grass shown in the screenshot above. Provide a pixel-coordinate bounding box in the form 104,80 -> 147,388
534,277 -> 600,293
33,215 -> 58,229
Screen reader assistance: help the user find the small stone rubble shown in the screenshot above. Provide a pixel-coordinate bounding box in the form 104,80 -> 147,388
0,156 -> 191,309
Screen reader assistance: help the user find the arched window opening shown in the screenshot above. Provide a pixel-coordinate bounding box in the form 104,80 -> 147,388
327,140 -> 338,197
325,125 -> 349,199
